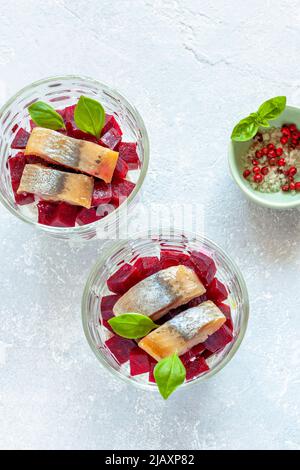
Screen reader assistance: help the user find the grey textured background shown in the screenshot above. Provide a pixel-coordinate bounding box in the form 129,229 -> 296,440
0,0 -> 300,450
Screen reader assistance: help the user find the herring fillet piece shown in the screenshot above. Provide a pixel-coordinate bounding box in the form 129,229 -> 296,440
17,164 -> 94,208
138,301 -> 226,361
24,127 -> 119,183
113,265 -> 206,321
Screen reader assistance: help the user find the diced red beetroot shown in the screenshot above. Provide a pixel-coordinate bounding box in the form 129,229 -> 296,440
180,343 -> 205,366
207,278 -> 228,303
101,294 -> 121,321
37,201 -> 58,225
8,153 -> 34,205
216,303 -> 234,332
101,114 -> 122,137
158,306 -> 185,324
190,343 -> 206,356
130,347 -> 151,376
190,251 -> 217,286
99,127 -> 122,150
202,349 -> 214,359
185,294 -> 208,309
203,325 -> 233,353
26,154 -> 49,166
65,122 -> 98,143
8,153 -> 26,191
15,192 -> 35,205
76,207 -> 101,226
133,256 -> 161,280
111,179 -> 135,206
184,356 -> 209,381
11,128 -> 30,149
149,358 -> 157,383
118,142 -> 140,169
52,202 -> 79,227
105,335 -> 135,365
107,263 -> 140,294
12,123 -> 18,133
92,181 -> 112,206
30,120 -> 36,130
160,250 -> 191,269
62,105 -> 76,125
113,158 -> 129,180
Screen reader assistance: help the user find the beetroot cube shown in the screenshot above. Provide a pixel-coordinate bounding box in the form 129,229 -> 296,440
8,153 -> 34,205
190,251 -> 216,286
62,105 -> 76,125
26,154 -> 48,166
15,192 -> 35,205
8,153 -> 26,191
92,181 -> 112,206
101,294 -> 121,321
101,114 -> 122,137
129,347 -> 151,376
134,256 -> 161,280
118,142 -> 140,169
207,278 -> 228,303
65,122 -> 98,143
203,325 -> 233,353
105,335 -> 135,365
113,158 -> 129,180
190,343 -> 206,356
217,303 -> 233,332
202,349 -> 214,359
53,202 -> 79,227
149,358 -> 157,383
185,294 -> 208,309
107,263 -> 140,294
180,343 -> 205,366
99,127 -> 122,150
160,250 -> 191,269
37,201 -> 58,225
184,356 -> 209,381
76,207 -> 101,226
11,128 -> 30,149
111,179 -> 135,206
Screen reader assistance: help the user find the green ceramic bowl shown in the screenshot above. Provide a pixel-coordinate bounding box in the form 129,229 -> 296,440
228,105 -> 300,209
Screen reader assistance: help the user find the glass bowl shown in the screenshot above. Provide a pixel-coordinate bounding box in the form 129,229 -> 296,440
0,75 -> 149,240
82,229 -> 249,392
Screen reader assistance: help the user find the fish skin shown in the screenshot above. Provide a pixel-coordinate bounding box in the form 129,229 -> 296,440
138,301 -> 226,361
17,164 -> 93,208
25,127 -> 119,183
113,265 -> 206,321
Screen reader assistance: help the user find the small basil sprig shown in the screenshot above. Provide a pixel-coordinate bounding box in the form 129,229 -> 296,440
28,101 -> 65,130
108,313 -> 159,339
231,96 -> 286,142
154,353 -> 186,399
74,95 -> 105,138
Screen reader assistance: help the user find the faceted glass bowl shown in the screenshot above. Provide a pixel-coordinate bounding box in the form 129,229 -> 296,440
0,75 -> 149,240
82,230 -> 249,393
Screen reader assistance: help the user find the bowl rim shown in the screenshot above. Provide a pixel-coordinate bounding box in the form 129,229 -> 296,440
81,229 -> 250,393
228,104 -> 300,210
0,74 -> 150,233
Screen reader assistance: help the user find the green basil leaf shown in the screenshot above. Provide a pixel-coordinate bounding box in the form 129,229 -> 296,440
231,115 -> 258,142
154,353 -> 186,400
74,95 -> 105,138
256,116 -> 270,128
257,96 -> 286,121
28,101 -> 65,130
108,313 -> 159,339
